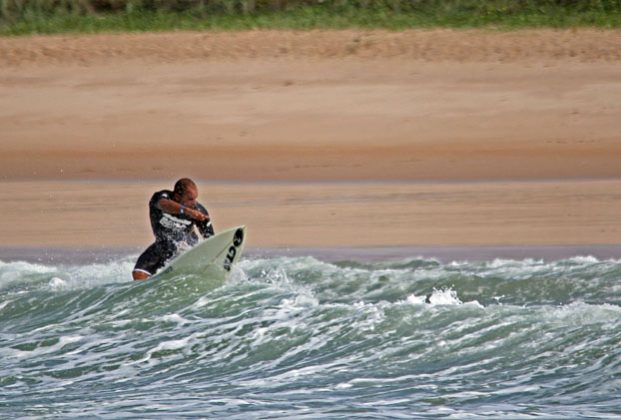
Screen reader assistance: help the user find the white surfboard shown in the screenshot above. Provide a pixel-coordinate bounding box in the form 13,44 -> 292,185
150,226 -> 246,284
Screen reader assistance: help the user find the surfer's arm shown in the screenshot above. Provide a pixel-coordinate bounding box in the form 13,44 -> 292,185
155,198 -> 208,222
196,204 -> 214,238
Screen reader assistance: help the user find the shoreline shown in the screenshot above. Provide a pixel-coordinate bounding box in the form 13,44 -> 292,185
2,244 -> 621,265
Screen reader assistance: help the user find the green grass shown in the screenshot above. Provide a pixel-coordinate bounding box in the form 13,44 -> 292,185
2,2 -> 621,36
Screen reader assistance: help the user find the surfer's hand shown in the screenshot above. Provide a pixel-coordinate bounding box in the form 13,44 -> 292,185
187,208 -> 208,222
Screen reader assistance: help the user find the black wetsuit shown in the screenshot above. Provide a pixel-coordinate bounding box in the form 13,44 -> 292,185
133,190 -> 214,276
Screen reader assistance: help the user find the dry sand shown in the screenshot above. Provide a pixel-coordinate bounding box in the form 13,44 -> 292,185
1,29 -> 620,254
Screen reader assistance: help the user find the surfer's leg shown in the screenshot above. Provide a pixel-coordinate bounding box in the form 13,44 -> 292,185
133,243 -> 157,280
133,242 -> 173,280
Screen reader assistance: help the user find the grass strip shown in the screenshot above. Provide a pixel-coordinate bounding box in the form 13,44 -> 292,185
2,2 -> 621,36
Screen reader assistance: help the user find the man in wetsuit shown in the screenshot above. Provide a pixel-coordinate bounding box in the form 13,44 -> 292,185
132,178 -> 214,280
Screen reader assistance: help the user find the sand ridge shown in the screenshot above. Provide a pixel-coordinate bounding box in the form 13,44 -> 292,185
1,29 -> 621,66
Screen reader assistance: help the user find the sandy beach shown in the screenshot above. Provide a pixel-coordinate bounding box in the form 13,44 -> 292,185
1,29 -> 620,256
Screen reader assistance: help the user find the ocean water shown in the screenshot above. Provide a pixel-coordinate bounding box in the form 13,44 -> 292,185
1,254 -> 620,419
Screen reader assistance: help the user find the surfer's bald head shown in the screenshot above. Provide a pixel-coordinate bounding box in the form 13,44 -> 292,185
174,178 -> 197,197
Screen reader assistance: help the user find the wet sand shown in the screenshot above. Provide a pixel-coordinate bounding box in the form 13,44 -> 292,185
1,179 -> 620,252
1,29 -> 620,257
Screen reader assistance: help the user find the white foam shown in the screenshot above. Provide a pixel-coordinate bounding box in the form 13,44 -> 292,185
159,313 -> 192,325
0,257 -> 136,293
8,335 -> 84,359
133,334 -> 200,364
48,277 -> 67,289
153,337 -> 192,352
405,294 -> 427,305
426,288 -> 463,305
61,260 -> 135,289
547,301 -> 621,325
0,260 -> 57,275
350,300 -> 387,333
0,299 -> 11,311
0,261 -> 58,288
567,255 -> 600,264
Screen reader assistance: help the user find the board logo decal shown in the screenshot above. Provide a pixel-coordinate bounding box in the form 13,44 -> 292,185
233,228 -> 244,246
224,228 -> 245,271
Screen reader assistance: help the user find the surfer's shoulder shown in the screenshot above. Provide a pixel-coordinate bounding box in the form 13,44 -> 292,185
150,190 -> 173,204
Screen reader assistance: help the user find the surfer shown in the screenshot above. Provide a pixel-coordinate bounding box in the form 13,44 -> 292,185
132,178 -> 214,280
